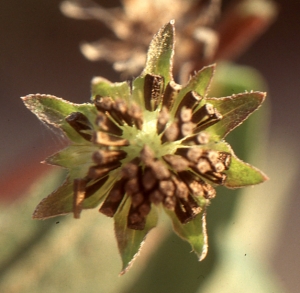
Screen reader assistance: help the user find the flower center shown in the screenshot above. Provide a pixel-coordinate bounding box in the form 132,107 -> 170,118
66,85 -> 231,230
121,110 -> 180,163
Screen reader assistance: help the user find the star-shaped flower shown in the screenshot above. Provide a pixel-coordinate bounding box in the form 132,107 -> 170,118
22,21 -> 267,274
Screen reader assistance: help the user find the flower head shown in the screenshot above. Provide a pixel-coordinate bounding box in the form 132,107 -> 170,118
22,21 -> 267,274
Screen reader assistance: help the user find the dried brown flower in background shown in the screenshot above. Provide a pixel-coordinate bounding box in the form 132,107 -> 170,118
60,0 -> 277,81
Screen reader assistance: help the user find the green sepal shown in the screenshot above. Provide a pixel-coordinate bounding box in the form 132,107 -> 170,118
34,153 -> 121,219
131,20 -> 175,109
45,145 -> 99,169
91,77 -> 131,102
131,76 -> 146,110
205,91 -> 266,140
32,176 -> 74,219
114,197 -> 158,275
141,20 -> 175,85
165,208 -> 208,261
22,94 -> 97,144
207,141 -> 268,188
171,65 -> 215,115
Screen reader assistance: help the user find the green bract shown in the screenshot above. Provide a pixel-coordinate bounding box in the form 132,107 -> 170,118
22,20 -> 267,274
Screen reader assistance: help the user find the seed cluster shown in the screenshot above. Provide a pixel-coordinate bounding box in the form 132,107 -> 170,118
66,73 -> 231,230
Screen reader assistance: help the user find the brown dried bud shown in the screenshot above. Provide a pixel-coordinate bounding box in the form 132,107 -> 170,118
162,81 -> 182,111
96,112 -> 123,136
161,122 -> 179,143
140,144 -> 155,165
122,163 -> 139,179
144,74 -> 164,111
159,180 -> 175,197
92,149 -> 126,165
163,154 -> 189,172
175,91 -> 202,117
142,167 -> 157,190
149,160 -> 170,180
66,112 -> 93,141
73,178 -> 87,219
94,132 -> 129,146
88,161 -> 121,179
149,189 -> 164,205
157,106 -> 170,134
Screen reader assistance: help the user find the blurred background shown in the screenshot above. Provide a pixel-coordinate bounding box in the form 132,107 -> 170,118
1,0 -> 300,292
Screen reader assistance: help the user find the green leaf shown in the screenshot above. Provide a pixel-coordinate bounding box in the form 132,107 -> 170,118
225,154 -> 268,188
22,94 -> 97,143
45,145 -> 99,169
171,65 -> 215,115
33,166 -> 120,219
32,176 -> 74,219
114,197 -> 158,275
45,145 -> 98,168
91,77 -> 131,102
141,20 -> 175,85
205,91 -> 266,140
207,141 -> 268,188
165,208 -> 208,260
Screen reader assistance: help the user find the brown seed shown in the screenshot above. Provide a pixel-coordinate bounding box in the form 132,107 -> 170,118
88,162 -> 121,179
161,122 -> 179,143
159,180 -> 175,197
66,112 -> 93,141
128,102 -> 143,130
189,180 -> 204,197
180,122 -> 195,137
92,149 -> 126,165
140,145 -> 155,165
139,202 -> 151,217
144,74 -> 164,111
157,106 -> 170,134
175,91 -> 202,118
218,152 -> 231,169
131,192 -> 144,208
109,189 -> 124,203
163,196 -> 176,210
94,132 -> 129,146
150,160 -> 170,180
186,148 -> 203,163
96,112 -> 123,136
122,163 -> 139,179
85,176 -> 109,199
174,200 -> 193,224
163,154 -> 189,172
175,181 -> 189,199
196,132 -> 209,144
213,161 -> 225,172
99,195 -> 123,217
179,107 -> 192,122
192,103 -> 218,125
128,209 -> 145,230
142,167 -> 157,190
203,172 -> 227,185
99,179 -> 125,217
197,158 -> 212,174
206,150 -> 219,164
162,80 -> 182,111
113,98 -> 133,126
125,178 -> 140,195
203,183 -> 216,199
73,178 -> 87,219
149,189 -> 164,205
94,96 -> 113,111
